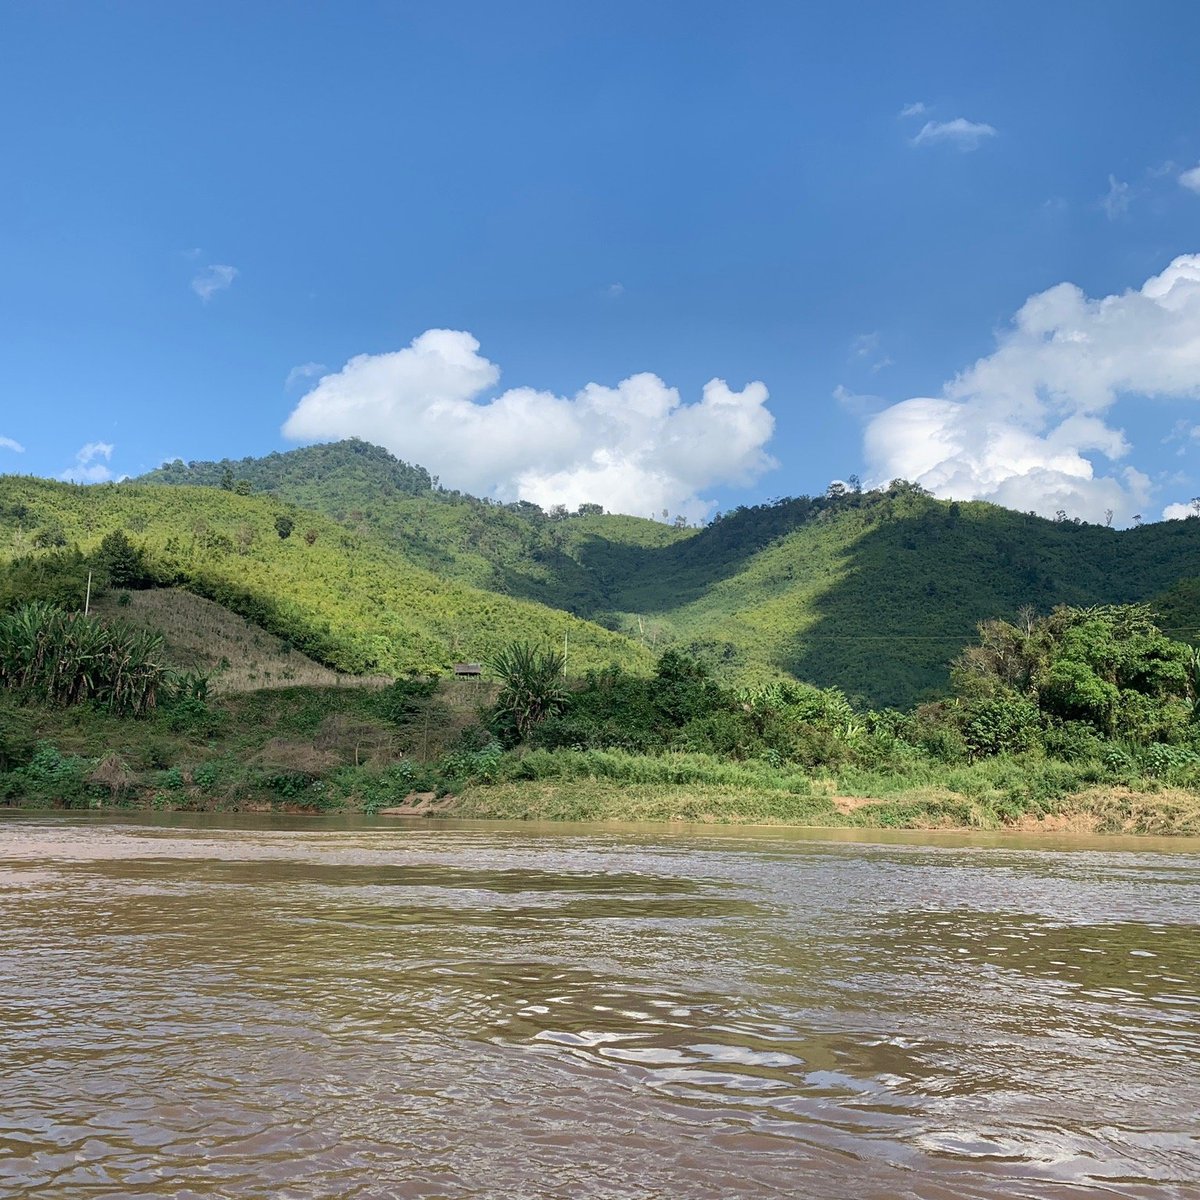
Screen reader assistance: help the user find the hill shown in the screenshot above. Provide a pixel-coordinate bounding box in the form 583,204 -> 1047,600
90,588 -> 384,693
0,477 -> 654,680
593,487 -> 1200,706
138,445 -> 1200,707
140,441 -> 693,614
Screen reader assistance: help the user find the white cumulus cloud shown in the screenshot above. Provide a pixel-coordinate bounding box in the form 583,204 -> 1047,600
191,264 -> 238,302
911,117 -> 997,150
899,101 -> 928,118
61,442 -> 116,483
282,329 -> 776,521
1181,165 -> 1200,194
864,255 -> 1200,524
1162,500 -> 1198,520
0,435 -> 24,453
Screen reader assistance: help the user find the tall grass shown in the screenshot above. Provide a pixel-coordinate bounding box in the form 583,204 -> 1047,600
0,602 -> 173,715
503,746 -> 814,793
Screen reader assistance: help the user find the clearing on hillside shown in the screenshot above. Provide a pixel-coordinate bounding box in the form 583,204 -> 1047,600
92,588 -> 389,694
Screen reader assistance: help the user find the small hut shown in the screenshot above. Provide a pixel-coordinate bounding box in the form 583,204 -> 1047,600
453,662 -> 483,681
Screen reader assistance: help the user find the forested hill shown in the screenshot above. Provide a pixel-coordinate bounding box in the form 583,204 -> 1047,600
0,477 -> 652,680
139,440 -> 694,616
143,439 -> 440,505
135,443 -> 1200,707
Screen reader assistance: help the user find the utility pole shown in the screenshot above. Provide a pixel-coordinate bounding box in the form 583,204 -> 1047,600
563,627 -> 568,678
84,571 -> 92,617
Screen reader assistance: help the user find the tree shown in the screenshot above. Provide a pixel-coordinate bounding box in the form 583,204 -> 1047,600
32,524 -> 67,549
234,479 -> 252,496
95,529 -> 152,588
274,515 -> 295,540
953,604 -> 1192,742
220,466 -> 235,491
487,641 -> 567,743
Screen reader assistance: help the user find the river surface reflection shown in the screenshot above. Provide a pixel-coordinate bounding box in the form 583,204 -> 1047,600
2,814 -> 1198,1198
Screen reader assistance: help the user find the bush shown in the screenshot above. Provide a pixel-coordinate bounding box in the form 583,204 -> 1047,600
440,740 -> 505,785
8,741 -> 93,807
1140,742 -> 1199,781
0,697 -> 34,770
192,762 -> 220,792
962,695 -> 1041,757
369,676 -> 439,727
1042,720 -> 1107,763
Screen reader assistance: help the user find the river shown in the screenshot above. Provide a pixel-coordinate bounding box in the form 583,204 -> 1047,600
1,814 -> 1197,1199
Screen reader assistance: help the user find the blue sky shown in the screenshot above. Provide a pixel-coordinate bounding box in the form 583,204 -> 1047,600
2,1 -> 1200,523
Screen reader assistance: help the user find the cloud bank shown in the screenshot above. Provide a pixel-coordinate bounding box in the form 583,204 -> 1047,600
282,330 -> 776,521
0,435 -> 24,453
864,255 -> 1200,524
61,442 -> 115,483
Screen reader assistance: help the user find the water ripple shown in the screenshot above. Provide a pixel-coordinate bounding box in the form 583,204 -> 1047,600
1,814 -> 1198,1198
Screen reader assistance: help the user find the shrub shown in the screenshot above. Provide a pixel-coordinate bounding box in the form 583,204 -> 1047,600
10,741 -> 92,806
962,695 -> 1041,757
370,675 -> 439,727
192,762 -> 220,792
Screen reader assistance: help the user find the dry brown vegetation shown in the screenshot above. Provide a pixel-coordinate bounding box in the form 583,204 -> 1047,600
93,589 -> 390,694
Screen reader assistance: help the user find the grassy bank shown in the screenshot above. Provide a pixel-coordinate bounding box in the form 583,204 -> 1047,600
3,686 -> 1197,834
447,779 -> 1200,835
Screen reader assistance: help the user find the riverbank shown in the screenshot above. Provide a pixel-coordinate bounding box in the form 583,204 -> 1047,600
4,776 -> 1198,836
4,684 -> 1200,836
445,779 -> 1200,836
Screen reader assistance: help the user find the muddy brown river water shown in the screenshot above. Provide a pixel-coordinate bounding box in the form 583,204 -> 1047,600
1,814 -> 1198,1199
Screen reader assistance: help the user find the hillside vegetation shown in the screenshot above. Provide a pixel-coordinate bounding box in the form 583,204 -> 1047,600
139,444 -> 1200,706
0,476 -> 653,679
91,588 -> 383,693
142,441 -> 691,615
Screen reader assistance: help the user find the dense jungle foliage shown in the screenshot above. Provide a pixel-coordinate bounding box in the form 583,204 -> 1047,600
137,442 -> 1200,706
485,605 -> 1200,770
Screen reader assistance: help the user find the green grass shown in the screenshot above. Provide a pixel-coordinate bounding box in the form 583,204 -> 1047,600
449,770 -> 1200,835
